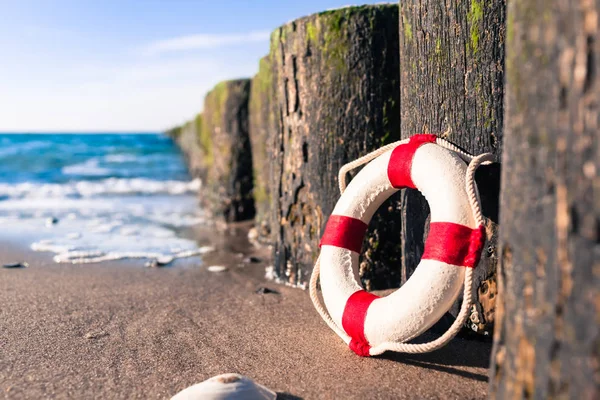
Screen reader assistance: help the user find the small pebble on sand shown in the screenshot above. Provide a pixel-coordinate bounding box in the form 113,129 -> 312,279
46,217 -> 59,227
85,331 -> 109,340
207,265 -> 228,273
145,257 -> 173,268
145,260 -> 160,268
255,287 -> 279,295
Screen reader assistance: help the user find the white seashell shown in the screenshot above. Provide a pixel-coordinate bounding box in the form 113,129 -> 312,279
156,255 -> 174,265
207,265 -> 228,273
171,373 -> 276,400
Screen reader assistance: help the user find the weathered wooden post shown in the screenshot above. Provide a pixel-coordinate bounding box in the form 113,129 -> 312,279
269,5 -> 402,289
249,56 -> 276,239
201,79 -> 255,222
167,115 -> 204,178
489,0 -> 598,398
167,80 -> 254,222
399,0 -> 506,335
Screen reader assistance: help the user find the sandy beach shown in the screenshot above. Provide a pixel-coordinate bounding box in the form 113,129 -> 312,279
0,225 -> 491,400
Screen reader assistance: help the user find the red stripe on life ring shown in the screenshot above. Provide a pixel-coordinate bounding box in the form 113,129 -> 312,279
422,222 -> 486,268
387,134 -> 437,189
320,215 -> 368,253
342,290 -> 379,357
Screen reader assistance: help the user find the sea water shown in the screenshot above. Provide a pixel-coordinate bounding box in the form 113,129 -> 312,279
0,133 -> 210,265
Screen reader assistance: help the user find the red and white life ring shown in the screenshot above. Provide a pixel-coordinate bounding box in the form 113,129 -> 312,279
311,134 -> 492,357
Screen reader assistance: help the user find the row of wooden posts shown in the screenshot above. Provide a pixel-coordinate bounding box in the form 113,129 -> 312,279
167,2 -> 598,397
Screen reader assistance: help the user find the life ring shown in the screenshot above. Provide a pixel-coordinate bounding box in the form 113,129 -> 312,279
310,134 -> 493,357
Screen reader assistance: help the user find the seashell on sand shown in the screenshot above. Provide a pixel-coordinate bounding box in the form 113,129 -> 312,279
171,373 -> 276,400
207,265 -> 228,272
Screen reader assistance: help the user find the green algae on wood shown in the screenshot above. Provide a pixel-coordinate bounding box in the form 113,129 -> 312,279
168,115 -> 205,179
467,0 -> 484,54
165,125 -> 182,139
194,114 -> 213,167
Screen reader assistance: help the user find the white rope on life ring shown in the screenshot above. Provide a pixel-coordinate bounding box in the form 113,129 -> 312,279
309,134 -> 494,356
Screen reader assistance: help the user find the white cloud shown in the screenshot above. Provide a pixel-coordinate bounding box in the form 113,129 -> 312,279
0,56 -> 258,132
0,29 -> 270,131
143,30 -> 270,55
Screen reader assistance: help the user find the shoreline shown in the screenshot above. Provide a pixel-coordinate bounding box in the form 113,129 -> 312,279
0,225 -> 491,399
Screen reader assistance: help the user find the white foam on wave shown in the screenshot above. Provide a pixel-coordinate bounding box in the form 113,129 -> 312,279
0,198 -> 117,211
103,154 -> 138,163
1,192 -> 210,266
0,140 -> 52,157
31,228 -> 216,264
62,158 -> 112,176
21,207 -> 212,265
0,177 -> 201,200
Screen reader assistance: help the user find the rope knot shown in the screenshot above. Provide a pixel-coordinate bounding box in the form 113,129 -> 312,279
465,224 -> 486,268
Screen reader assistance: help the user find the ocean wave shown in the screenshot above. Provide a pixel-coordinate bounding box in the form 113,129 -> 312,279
62,159 -> 113,176
103,154 -> 139,163
0,177 -> 201,199
0,140 -> 53,157
62,154 -> 186,178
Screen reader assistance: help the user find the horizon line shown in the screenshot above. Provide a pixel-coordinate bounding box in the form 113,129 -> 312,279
0,131 -> 165,134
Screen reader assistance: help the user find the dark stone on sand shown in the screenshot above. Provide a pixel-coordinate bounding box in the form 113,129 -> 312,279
2,262 -> 28,269
145,259 -> 170,268
46,217 -> 59,226
244,256 -> 262,264
399,0 -> 505,335
255,287 -> 280,295
268,4 -> 402,289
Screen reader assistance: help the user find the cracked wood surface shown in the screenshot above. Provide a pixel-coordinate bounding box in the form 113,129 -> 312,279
399,0 -> 506,336
268,5 -> 402,289
490,0 -> 599,398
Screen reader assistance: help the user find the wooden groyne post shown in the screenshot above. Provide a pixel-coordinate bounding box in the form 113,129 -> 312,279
399,0 -> 506,335
489,0 -> 599,397
266,5 -> 402,289
249,56 -> 276,239
168,80 -> 255,222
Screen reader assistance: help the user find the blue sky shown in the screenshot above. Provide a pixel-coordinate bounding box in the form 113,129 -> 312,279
0,1 -> 387,132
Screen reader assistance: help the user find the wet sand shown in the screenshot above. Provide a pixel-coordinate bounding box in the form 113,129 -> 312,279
0,225 -> 491,399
